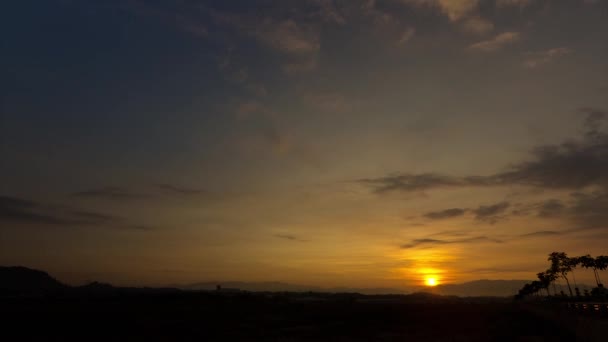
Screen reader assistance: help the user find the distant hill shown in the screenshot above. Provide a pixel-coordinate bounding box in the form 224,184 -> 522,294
180,281 -> 407,294
182,281 -> 323,292
1,266 -> 594,297
0,266 -> 67,294
182,279 -> 594,297
432,279 -> 595,297
429,279 -> 530,297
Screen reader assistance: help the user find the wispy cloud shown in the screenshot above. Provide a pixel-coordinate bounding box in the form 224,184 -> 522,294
155,184 -> 207,196
424,208 -> 467,220
72,187 -> 151,200
401,236 -> 503,249
472,202 -> 510,223
397,27 -> 416,45
360,108 -> 608,194
0,196 -> 77,226
402,0 -> 480,22
523,47 -> 572,68
274,234 -> 308,242
362,108 -> 608,229
495,0 -> 533,8
468,32 -> 521,52
460,16 -> 494,35
519,230 -> 564,237
423,202 -> 510,223
0,195 -> 143,230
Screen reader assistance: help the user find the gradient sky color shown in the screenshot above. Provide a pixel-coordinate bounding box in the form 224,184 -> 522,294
2,0 -> 608,289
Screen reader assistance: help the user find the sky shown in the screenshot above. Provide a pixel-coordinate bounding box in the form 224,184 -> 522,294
1,0 -> 608,290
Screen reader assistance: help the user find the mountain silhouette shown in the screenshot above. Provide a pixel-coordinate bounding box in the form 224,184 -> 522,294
0,266 -> 67,295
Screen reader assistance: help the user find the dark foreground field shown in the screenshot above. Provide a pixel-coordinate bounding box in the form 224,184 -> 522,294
1,291 -> 586,341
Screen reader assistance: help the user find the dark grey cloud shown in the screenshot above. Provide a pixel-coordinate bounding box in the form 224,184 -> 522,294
360,108 -> 608,193
274,234 -> 307,242
364,109 -> 608,229
424,208 -> 467,220
72,187 -> 151,200
537,199 -> 565,218
0,195 -> 145,231
422,202 -> 509,223
0,196 -> 77,226
400,236 -> 502,249
155,184 -> 207,195
472,202 -> 510,223
358,173 -> 496,193
519,230 -> 564,237
567,190 -> 608,229
70,210 -> 119,222
124,225 -> 154,231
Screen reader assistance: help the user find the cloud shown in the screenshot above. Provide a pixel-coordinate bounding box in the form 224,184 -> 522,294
402,0 -> 480,21
497,108 -> 608,190
283,57 -> 318,74
302,92 -> 352,113
360,108 -> 608,194
437,0 -> 479,21
0,195 -> 132,229
363,108 -> 608,231
523,47 -> 572,68
255,18 -> 320,54
468,31 -> 521,52
567,190 -> 608,229
397,27 -> 416,45
495,0 -> 533,8
401,236 -> 502,249
519,230 -> 564,237
72,187 -> 150,200
155,184 -> 207,196
424,208 -> 467,219
274,234 -> 307,242
123,0 -> 208,38
423,202 -> 509,223
251,18 -> 320,74
460,16 -> 494,35
536,199 -> 565,218
358,173 -> 495,193
307,0 -> 346,25
0,196 -> 77,225
472,202 -> 510,223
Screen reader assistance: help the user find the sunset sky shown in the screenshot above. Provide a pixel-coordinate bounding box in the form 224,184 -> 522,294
1,0 -> 608,289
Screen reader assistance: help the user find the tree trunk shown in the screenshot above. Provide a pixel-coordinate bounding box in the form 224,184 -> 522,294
563,275 -> 573,296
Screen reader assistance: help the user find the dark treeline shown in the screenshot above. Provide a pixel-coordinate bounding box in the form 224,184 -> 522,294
516,252 -> 608,300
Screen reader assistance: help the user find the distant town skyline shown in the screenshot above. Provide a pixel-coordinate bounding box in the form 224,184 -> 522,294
2,0 -> 608,288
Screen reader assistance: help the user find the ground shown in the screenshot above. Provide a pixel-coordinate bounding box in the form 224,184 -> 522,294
1,291 -> 584,341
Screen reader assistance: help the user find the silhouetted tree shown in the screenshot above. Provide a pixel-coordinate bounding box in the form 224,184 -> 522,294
596,255 -> 608,287
579,254 -> 600,286
548,252 -> 573,296
537,271 -> 553,296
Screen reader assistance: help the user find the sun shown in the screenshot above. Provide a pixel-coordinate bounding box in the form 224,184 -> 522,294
425,277 -> 438,287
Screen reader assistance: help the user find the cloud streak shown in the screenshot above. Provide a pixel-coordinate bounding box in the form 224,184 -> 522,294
424,208 -> 467,220
360,108 -> 608,193
274,234 -> 307,242
523,47 -> 572,68
72,187 -> 151,200
401,236 -> 503,249
0,195 -> 137,229
468,32 -> 521,52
